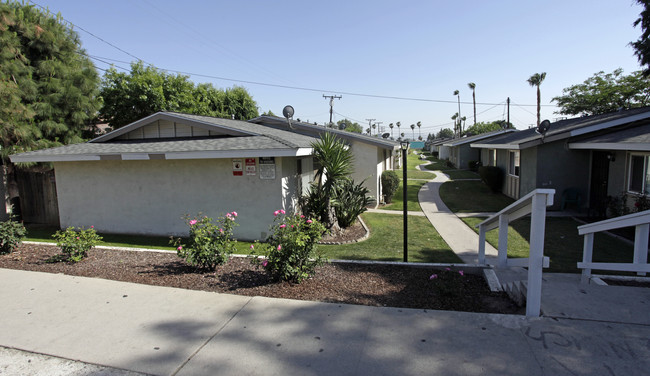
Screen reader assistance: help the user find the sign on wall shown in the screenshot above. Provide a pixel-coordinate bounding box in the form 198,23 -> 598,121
259,157 -> 276,180
232,158 -> 243,176
245,158 -> 256,176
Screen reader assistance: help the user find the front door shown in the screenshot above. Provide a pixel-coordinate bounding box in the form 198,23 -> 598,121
589,151 -> 610,217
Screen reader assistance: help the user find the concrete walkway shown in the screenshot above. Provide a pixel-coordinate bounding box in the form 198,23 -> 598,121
417,171 -> 499,264
1,268 -> 649,376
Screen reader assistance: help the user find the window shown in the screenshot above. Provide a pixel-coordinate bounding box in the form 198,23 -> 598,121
489,149 -> 497,167
628,154 -> 650,194
508,150 -> 520,177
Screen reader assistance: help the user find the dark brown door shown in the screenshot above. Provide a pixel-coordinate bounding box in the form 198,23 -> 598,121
589,151 -> 610,217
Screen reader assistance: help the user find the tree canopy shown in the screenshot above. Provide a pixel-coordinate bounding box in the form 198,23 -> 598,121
0,1 -> 101,160
436,128 -> 454,139
336,119 -> 362,133
632,0 -> 650,76
551,69 -> 650,116
99,62 -> 259,129
464,121 -> 511,136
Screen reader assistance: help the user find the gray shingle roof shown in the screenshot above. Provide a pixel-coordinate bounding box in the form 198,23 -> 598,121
471,107 -> 650,149
569,123 -> 650,151
10,112 -> 320,163
249,115 -> 400,150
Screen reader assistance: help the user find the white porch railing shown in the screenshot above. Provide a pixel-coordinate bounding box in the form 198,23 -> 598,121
477,188 -> 555,317
577,210 -> 650,284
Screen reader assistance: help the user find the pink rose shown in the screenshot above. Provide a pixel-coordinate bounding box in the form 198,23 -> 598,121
306,219 -> 313,224
274,210 -> 279,216
277,245 -> 282,251
429,274 -> 438,280
232,211 -> 238,217
458,270 -> 464,276
280,209 -> 286,214
250,244 -> 254,249
189,219 -> 198,226
280,224 -> 286,228
177,246 -> 183,251
300,215 -> 305,218
90,226 -> 94,229
262,260 -> 268,267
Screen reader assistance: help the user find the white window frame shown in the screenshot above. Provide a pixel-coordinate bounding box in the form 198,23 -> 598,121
627,153 -> 650,195
508,150 -> 520,177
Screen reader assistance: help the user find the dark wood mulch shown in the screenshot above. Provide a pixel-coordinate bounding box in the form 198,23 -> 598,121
0,243 -> 523,314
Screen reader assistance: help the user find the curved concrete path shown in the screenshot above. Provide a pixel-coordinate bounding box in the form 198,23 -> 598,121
416,168 -> 498,264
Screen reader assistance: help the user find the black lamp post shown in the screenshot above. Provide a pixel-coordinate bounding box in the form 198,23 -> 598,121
400,140 -> 409,262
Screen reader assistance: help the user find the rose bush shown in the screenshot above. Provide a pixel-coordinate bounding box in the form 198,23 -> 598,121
171,212 -> 238,271
251,210 -> 326,283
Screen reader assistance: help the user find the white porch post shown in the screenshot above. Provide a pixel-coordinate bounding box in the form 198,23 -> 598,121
581,233 -> 594,284
497,214 -> 509,268
633,223 -> 649,277
526,192 -> 547,317
478,225 -> 486,265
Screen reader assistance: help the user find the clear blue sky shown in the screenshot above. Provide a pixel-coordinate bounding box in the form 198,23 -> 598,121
30,0 -> 645,136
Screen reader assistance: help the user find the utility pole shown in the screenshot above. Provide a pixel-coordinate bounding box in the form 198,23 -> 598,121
323,94 -> 342,126
365,118 -> 376,135
507,97 -> 510,128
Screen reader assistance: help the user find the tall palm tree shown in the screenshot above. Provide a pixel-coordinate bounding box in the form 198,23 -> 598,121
371,123 -> 376,136
451,113 -> 459,138
410,124 -> 415,140
389,123 -> 394,138
416,121 -> 422,140
453,90 -> 462,133
468,82 -> 476,125
396,121 -> 401,137
527,72 -> 547,127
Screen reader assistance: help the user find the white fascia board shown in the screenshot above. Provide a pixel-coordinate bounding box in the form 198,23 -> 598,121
569,142 -> 650,151
164,148 -> 310,160
470,143 -> 521,150
10,154 -> 101,163
570,112 -> 650,137
10,148 -> 313,163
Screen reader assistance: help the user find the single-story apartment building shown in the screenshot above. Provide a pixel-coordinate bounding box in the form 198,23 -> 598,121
443,129 -> 515,169
11,112 -> 400,240
470,107 -> 650,212
11,112 -> 320,240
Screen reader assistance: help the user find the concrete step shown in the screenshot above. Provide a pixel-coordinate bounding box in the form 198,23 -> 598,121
502,280 -> 528,307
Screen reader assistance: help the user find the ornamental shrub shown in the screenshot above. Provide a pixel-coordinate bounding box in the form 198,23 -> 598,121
478,166 -> 504,193
0,215 -> 26,254
381,170 -> 400,204
251,210 -> 326,283
468,160 -> 481,172
333,178 -> 374,228
53,226 -> 102,262
172,212 -> 238,271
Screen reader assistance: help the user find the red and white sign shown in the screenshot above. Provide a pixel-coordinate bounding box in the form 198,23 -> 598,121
245,158 -> 256,176
232,158 -> 243,176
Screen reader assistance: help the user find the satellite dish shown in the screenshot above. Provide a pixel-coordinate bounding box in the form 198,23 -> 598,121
536,119 -> 551,136
282,105 -> 295,129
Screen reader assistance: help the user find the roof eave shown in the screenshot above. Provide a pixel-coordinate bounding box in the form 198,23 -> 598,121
568,143 -> 650,151
10,148 -> 313,163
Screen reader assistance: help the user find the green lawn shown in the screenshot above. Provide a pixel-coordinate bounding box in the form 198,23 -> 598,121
461,217 -> 636,273
382,179 -> 426,211
422,160 -> 449,171
443,170 -> 480,180
318,213 -> 462,263
439,180 -> 514,213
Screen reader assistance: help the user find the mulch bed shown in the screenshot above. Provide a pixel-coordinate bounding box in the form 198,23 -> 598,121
0,243 -> 523,315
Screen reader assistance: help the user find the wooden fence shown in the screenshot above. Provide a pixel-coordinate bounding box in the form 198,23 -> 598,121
15,169 -> 59,225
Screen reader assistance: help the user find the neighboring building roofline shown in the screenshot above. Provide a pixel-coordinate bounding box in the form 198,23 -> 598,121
568,142 -> 650,151
250,115 -> 401,150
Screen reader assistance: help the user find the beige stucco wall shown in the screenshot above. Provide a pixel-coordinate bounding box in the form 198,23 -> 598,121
349,140 -> 383,206
54,158 -> 297,241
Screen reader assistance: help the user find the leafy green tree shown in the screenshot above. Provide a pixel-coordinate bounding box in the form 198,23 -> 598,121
436,128 -> 454,139
552,69 -> 650,116
464,121 -> 510,135
527,72 -> 547,127
262,109 -> 276,116
631,0 -> 650,76
99,62 -> 259,129
336,119 -> 362,133
1,1 -> 100,215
